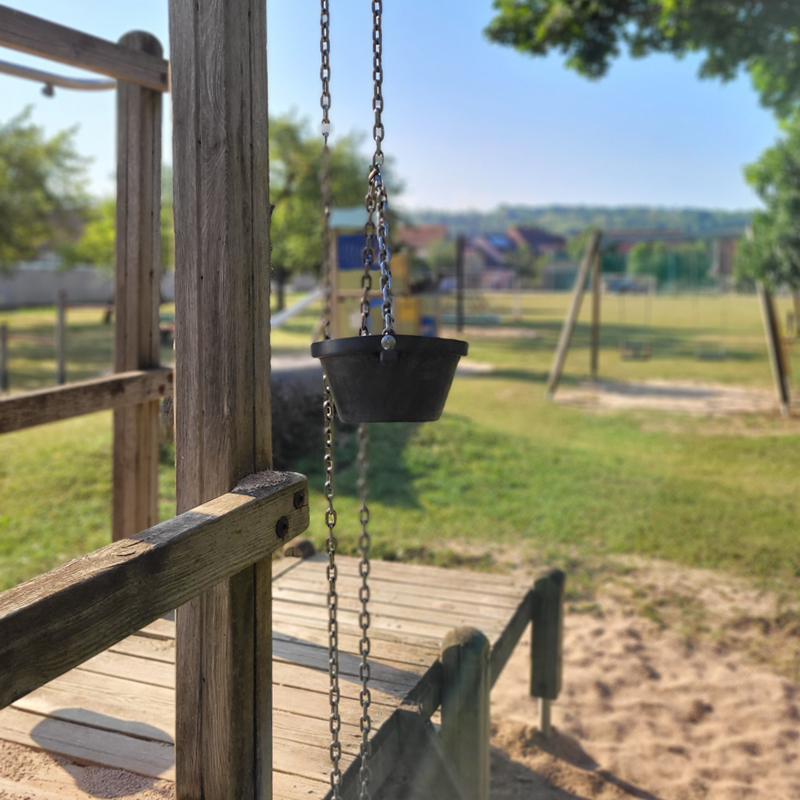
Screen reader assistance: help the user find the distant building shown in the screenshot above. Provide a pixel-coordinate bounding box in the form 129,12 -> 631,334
468,233 -> 517,268
394,224 -> 447,259
507,226 -> 566,257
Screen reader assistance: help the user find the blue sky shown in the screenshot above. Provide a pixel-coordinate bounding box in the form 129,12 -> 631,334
0,0 -> 779,211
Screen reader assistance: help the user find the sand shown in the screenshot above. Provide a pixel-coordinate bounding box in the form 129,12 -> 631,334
0,558 -> 797,799
490,566 -> 800,800
554,379 -> 785,417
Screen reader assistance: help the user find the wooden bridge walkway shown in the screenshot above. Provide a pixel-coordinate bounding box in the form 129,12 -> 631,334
0,555 -> 532,799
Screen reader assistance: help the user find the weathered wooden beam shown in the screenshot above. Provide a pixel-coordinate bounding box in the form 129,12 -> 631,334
545,231 -> 601,399
489,590 -> 534,687
440,628 -> 490,800
169,0 -> 272,796
112,31 -> 164,542
0,6 -> 169,92
0,471 -> 307,711
530,568 -> 566,738
0,368 -> 173,434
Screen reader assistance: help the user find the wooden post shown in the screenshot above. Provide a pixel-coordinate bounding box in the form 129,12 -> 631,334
758,283 -> 791,416
545,231 -> 600,398
530,569 -> 565,737
169,0 -> 272,797
55,291 -> 66,385
0,323 -> 8,393
112,32 -> 163,542
590,250 -> 601,380
440,627 -> 490,800
455,234 -> 465,332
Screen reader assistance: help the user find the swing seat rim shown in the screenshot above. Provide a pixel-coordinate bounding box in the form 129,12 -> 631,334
311,333 -> 468,359
311,334 -> 468,423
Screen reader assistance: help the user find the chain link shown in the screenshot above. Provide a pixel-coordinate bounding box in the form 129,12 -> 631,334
356,424 -> 372,798
320,0 -> 333,340
323,380 -> 342,796
359,0 -> 393,337
371,0 -> 384,168
320,1 -> 342,796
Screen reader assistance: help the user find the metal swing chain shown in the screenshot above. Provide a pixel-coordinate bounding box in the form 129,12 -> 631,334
356,423 -> 372,799
320,1 -> 343,797
359,0 -> 394,339
353,3 -> 398,797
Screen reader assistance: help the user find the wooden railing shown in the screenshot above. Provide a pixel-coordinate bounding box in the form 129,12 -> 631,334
0,367 -> 173,434
0,6 -> 169,91
0,470 -> 308,709
0,7 -> 170,542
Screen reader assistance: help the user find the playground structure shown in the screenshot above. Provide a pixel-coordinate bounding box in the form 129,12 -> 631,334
545,230 -> 795,416
327,210 -> 440,339
0,5 -> 565,800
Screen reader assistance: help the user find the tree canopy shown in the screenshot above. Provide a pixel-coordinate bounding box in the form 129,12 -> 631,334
64,167 -> 174,271
485,1 -> 800,118
736,114 -> 800,289
0,107 -> 88,270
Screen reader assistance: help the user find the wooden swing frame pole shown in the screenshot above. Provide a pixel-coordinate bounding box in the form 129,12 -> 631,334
112,31 -> 163,541
758,283 -> 791,417
545,231 -> 601,399
170,0 -> 272,797
590,249 -> 601,380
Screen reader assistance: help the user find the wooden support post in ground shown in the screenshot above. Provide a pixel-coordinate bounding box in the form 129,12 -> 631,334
590,250 -> 601,380
0,324 -> 7,393
440,627 -> 490,800
112,31 -> 163,542
169,0 -> 272,796
55,291 -> 66,385
545,231 -> 601,399
456,234 -> 465,332
758,283 -> 791,417
530,569 -> 566,737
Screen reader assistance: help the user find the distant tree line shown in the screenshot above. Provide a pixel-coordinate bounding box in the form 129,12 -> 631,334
407,206 -> 751,239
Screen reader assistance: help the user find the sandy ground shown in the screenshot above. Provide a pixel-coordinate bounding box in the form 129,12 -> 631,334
0,558 -> 798,800
490,559 -> 800,800
554,379 -> 788,417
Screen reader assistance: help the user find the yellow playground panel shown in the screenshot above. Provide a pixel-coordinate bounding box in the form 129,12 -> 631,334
330,216 -> 439,338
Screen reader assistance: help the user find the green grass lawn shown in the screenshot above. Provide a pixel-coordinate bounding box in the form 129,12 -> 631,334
2,290 -> 800,606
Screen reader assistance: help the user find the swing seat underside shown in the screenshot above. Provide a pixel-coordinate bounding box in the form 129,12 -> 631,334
0,553 -> 535,800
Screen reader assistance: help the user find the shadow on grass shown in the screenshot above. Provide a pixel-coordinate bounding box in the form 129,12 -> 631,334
479,319 -> 764,364
298,421 -> 423,510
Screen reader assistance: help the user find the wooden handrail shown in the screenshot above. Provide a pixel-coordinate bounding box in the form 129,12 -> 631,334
0,470 -> 308,709
0,368 -> 173,434
0,6 -> 169,92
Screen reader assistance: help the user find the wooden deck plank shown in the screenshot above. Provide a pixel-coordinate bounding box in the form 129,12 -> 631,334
0,706 -> 357,789
274,583 -> 522,626
0,556 -> 535,799
111,625 -> 438,682
0,705 -> 174,779
273,598 -> 508,642
275,571 -> 526,611
82,640 -> 422,704
12,672 -> 174,743
306,555 -> 527,596
11,665 -> 403,741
